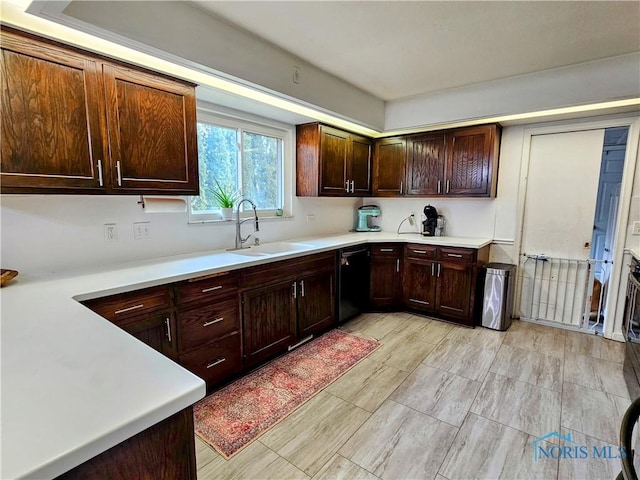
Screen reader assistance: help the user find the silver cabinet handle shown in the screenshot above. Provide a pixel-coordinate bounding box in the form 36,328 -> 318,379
447,253 -> 463,258
437,180 -> 441,194
380,248 -> 394,252
165,317 -> 172,343
409,298 -> 429,305
413,250 -> 427,254
400,181 -> 403,195
203,317 -> 224,327
97,159 -> 103,187
396,259 -> 400,272
431,263 -> 435,276
206,357 -> 226,369
446,180 -> 450,194
114,304 -> 144,315
116,160 -> 122,186
438,263 -> 442,277
292,281 -> 297,298
202,285 -> 223,293
350,180 -> 355,193
300,279 -> 305,297
345,180 -> 350,193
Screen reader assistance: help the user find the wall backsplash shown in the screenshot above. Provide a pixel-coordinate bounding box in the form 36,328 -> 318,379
0,195 -> 360,277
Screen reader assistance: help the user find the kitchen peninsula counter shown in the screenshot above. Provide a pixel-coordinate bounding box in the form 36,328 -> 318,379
1,232 -> 491,479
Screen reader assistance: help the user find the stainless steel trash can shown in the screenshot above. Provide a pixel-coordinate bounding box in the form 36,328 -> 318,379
481,263 -> 516,331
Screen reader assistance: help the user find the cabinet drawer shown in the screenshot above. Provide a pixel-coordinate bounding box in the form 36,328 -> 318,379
177,298 -> 239,353
371,243 -> 402,257
83,286 -> 170,324
175,271 -> 239,306
405,244 -> 437,260
439,247 -> 476,264
179,333 -> 242,388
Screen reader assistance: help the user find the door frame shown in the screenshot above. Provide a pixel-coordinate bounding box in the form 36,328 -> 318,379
513,115 -> 640,341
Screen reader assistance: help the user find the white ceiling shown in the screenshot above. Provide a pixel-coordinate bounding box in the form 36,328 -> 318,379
193,1 -> 640,102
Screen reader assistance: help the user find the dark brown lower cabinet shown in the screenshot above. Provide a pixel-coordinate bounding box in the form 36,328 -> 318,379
402,244 -> 488,326
117,311 -> 177,360
403,259 -> 437,311
437,262 -> 474,321
240,251 -> 337,368
297,267 -> 335,337
369,244 -> 402,308
242,279 -> 297,366
55,407 -> 196,480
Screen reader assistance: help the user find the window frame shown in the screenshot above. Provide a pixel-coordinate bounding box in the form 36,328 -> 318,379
189,108 -> 293,224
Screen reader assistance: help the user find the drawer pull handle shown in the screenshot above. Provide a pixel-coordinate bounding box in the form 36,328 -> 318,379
206,358 -> 226,369
380,248 -> 394,252
409,298 -> 429,305
413,250 -> 427,254
203,317 -> 224,327
202,285 -> 223,293
438,263 -> 442,277
114,304 -> 144,314
447,253 -> 463,258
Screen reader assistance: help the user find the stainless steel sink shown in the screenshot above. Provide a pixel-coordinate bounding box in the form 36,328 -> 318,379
229,242 -> 313,257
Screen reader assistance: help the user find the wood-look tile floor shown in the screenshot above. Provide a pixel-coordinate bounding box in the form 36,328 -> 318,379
196,313 -> 636,480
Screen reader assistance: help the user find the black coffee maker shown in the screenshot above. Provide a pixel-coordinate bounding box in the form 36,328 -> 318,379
422,205 -> 438,236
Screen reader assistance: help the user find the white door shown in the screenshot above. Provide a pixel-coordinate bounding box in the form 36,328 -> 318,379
520,129 -> 605,325
522,130 -> 605,259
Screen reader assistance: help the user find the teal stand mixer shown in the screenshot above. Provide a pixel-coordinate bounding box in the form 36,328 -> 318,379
355,205 -> 381,232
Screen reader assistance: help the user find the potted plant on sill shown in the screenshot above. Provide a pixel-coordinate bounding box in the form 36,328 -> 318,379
209,179 -> 240,221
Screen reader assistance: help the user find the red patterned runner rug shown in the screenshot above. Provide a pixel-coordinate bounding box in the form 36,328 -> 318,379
194,329 -> 381,459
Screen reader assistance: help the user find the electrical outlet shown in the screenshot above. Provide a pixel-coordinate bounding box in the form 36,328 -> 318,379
409,211 -> 416,226
134,222 -> 151,240
633,221 -> 640,236
104,223 -> 118,242
306,214 -> 315,222
292,66 -> 300,84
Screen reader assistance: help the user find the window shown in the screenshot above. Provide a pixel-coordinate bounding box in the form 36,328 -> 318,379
189,112 -> 289,222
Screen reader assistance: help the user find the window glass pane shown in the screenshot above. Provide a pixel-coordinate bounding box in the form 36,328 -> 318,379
242,131 -> 281,210
191,123 -> 238,212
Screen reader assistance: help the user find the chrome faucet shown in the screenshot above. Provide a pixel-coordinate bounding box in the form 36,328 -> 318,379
234,199 -> 259,250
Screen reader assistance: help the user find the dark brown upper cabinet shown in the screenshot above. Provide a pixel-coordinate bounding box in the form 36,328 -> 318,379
296,123 -> 372,196
372,136 -> 407,196
0,27 -> 199,195
405,133 -> 446,195
444,125 -> 500,197
404,124 -> 501,198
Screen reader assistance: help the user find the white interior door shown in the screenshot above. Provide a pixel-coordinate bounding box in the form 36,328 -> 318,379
519,129 -> 605,326
522,130 -> 605,260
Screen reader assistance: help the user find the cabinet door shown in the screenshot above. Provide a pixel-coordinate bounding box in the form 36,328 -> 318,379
406,133 -> 445,196
372,137 -> 406,196
319,125 -> 349,196
435,262 -> 473,322
403,260 -> 437,312
0,30 -> 105,193
119,311 -> 177,361
103,63 -> 199,194
370,254 -> 401,307
445,125 -> 496,197
349,134 -> 372,195
297,268 -> 336,337
242,280 -> 297,366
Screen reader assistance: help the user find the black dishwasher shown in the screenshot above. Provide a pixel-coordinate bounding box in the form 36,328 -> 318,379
338,245 -> 370,323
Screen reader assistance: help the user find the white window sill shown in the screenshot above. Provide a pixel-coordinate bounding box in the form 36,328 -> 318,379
188,214 -> 293,225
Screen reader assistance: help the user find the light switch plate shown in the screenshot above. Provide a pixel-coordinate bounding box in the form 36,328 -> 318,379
632,221 -> 640,236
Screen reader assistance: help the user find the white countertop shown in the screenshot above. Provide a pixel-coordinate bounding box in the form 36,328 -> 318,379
0,232 -> 491,479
